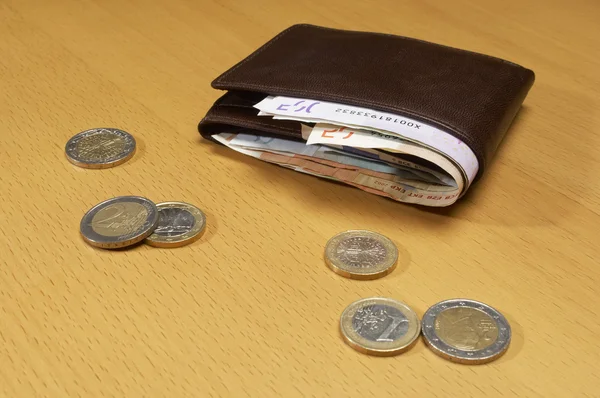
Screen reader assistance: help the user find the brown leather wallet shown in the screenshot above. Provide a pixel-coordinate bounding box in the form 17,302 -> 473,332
198,23 -> 534,188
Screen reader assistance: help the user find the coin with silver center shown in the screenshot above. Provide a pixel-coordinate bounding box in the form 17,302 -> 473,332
145,202 -> 206,248
80,196 -> 158,249
325,230 -> 398,280
340,297 -> 420,356
65,128 -> 136,169
422,299 -> 511,364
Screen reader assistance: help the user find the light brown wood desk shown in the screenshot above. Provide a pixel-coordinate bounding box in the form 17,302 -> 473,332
1,0 -> 599,396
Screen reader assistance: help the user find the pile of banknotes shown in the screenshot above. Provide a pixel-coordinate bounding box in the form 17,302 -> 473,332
214,96 -> 479,206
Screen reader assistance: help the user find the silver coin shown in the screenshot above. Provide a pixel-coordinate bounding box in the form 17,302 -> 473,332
340,297 -> 420,356
80,196 -> 159,249
65,128 -> 136,169
422,299 -> 511,364
145,202 -> 206,248
325,230 -> 398,280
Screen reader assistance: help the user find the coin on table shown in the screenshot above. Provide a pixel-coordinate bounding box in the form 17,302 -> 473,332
145,202 -> 206,248
80,196 -> 159,249
340,297 -> 420,356
65,127 -> 136,169
422,299 -> 511,365
324,230 -> 398,280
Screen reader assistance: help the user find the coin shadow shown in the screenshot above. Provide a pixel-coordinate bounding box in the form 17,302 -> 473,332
402,338 -> 428,358
196,209 -> 217,245
385,243 -> 411,280
124,135 -> 146,167
82,239 -> 148,252
337,327 -> 428,359
115,240 -> 147,251
492,309 -> 524,364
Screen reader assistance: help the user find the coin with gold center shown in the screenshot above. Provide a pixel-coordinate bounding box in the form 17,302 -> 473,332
80,196 -> 158,249
340,297 -> 420,356
145,202 -> 206,248
422,299 -> 511,364
325,230 -> 398,280
65,128 -> 136,169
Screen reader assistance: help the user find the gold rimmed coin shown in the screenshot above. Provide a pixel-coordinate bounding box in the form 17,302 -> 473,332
421,299 -> 511,365
145,202 -> 206,248
80,196 -> 159,249
325,230 -> 398,280
65,128 -> 136,169
340,297 -> 420,356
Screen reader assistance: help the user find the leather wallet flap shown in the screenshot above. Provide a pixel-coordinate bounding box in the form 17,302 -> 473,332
207,24 -> 535,181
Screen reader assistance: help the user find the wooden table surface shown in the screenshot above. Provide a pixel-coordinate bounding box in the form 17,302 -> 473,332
1,0 -> 599,396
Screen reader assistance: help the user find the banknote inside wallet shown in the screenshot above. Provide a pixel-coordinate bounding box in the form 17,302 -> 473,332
201,90 -> 450,174
198,24 -> 535,206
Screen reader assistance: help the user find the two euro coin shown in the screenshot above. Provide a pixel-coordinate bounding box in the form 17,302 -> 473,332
80,197 -> 206,249
421,299 -> 511,364
80,196 -> 159,249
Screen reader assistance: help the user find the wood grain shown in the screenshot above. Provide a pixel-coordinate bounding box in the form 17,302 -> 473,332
1,0 -> 599,396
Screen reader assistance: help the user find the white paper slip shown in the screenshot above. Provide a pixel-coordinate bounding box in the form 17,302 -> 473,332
254,95 -> 479,186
